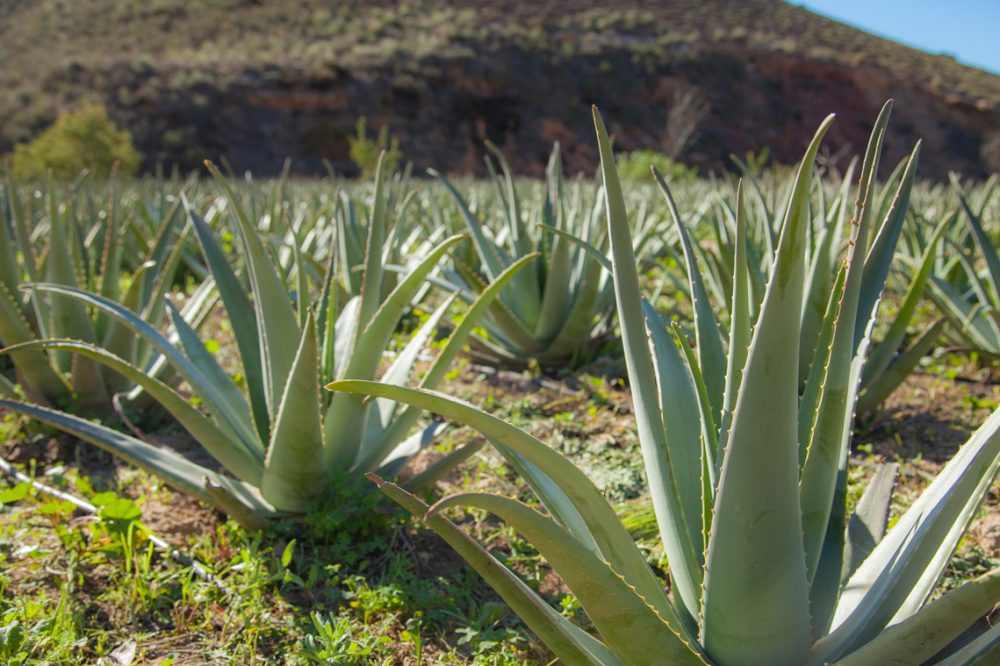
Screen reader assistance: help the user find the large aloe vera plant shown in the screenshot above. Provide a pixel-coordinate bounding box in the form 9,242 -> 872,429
1,158 -> 530,524
329,109 -> 1000,665
431,143 -> 658,364
0,175 -> 212,414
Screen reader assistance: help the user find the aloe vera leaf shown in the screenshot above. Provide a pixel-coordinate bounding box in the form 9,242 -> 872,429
261,313 -> 325,512
594,107 -> 704,623
429,493 -> 706,665
372,477 -> 623,666
701,113 -> 834,665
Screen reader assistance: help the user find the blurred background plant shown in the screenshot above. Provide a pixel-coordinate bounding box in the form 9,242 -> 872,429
10,103 -> 139,181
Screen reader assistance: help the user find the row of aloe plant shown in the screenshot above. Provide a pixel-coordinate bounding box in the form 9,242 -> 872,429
327,105 -> 1000,665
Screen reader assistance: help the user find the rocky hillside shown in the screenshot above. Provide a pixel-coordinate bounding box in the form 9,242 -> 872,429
1,0 -> 998,178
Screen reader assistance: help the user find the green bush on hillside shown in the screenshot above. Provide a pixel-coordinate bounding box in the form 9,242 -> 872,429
10,103 -> 140,180
615,148 -> 698,182
348,116 -> 402,178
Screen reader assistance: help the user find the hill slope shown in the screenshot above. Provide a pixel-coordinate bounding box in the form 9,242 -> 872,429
1,0 -> 998,178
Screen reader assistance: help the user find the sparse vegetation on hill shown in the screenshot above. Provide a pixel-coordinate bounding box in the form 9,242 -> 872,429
0,0 -> 997,177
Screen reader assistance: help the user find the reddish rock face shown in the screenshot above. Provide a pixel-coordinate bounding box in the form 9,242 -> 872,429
2,0 -> 997,179
22,44 -> 996,180
114,45 -> 994,179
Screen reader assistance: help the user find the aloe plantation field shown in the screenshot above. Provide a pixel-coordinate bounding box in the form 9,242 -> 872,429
0,100 -> 999,666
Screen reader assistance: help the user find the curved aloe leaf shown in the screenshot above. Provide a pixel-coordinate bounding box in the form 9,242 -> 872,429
834,568 -> 1000,666
428,493 -> 705,664
326,379 -> 685,633
359,254 -> 539,471
205,161 -> 300,417
25,284 -> 261,458
816,406 -> 1000,662
1,339 -> 264,485
653,169 -> 725,425
186,201 -> 269,443
0,282 -> 68,402
594,106 -> 703,622
0,398 -> 236,508
371,476 -> 623,666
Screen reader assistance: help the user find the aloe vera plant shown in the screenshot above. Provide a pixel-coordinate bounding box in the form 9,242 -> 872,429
658,134 -> 945,414
921,175 -> 1000,356
329,108 -> 1000,665
430,142 -> 658,364
0,174 -> 213,414
1,158 -> 530,524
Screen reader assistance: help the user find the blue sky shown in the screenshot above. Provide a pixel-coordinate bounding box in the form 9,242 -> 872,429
794,0 -> 1000,75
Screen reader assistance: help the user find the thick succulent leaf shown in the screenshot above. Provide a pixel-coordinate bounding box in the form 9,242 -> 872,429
101,261 -> 156,372
26,284 -> 262,458
542,255 -> 604,357
452,258 -> 543,356
669,320 -> 718,486
363,295 -> 456,458
0,187 -> 22,296
45,200 -> 94,346
485,141 -> 542,328
642,303 -> 706,566
816,406 -> 1000,662
429,493 -> 706,665
832,568 -> 1000,666
347,234 -> 465,379
654,169 -> 726,426
429,169 -> 505,282
333,296 -> 361,381
357,153 -> 390,326
166,302 -> 263,458
856,141 -> 921,337
206,161 -> 301,418
326,380 -> 684,633
702,114 -> 834,665
0,282 -> 68,402
862,216 -> 948,388
371,476 -> 623,666
534,220 -> 574,342
951,173 -> 1000,306
801,107 -> 905,586
322,234 -> 465,470
718,182 -> 752,465
1,339 -> 264,485
186,202 -> 270,443
261,313 -> 326,513
842,463 -> 899,583
0,398 -> 221,504
203,478 -> 276,531
593,106 -> 703,622
926,276 -> 998,353
935,622 -> 1000,666
44,199 -> 108,409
